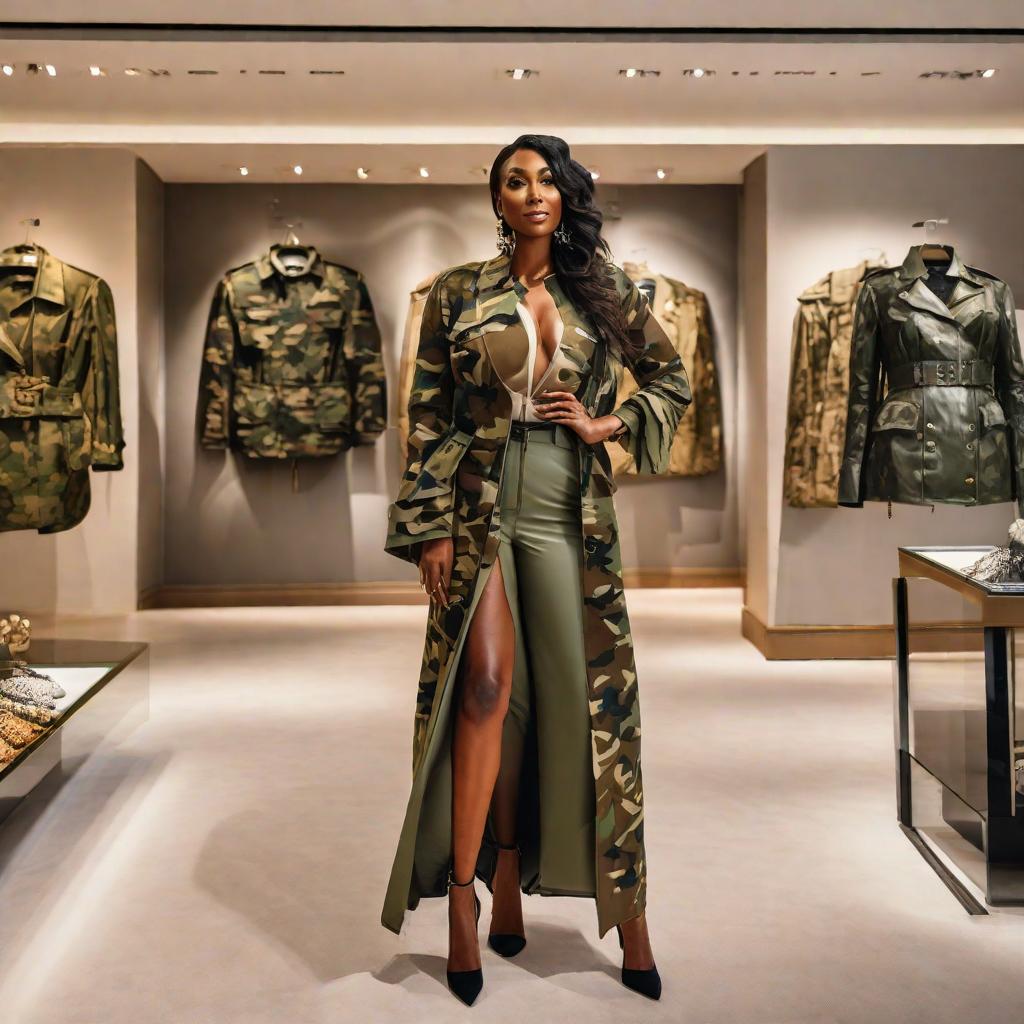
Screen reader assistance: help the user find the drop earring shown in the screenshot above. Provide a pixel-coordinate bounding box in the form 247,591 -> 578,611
554,222 -> 572,247
496,217 -> 514,256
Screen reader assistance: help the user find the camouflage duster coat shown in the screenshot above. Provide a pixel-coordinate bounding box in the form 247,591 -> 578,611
839,245 -> 1024,510
381,251 -> 691,938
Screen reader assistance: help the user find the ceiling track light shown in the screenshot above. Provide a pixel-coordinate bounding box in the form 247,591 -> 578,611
239,166 -> 249,176
683,68 -> 714,78
258,69 -> 286,75
656,168 -> 669,180
293,165 -> 303,176
89,65 -> 106,77
309,69 -> 345,75
505,68 -> 538,80
2,64 -> 14,76
45,64 -> 56,76
920,68 -> 998,80
619,68 -> 660,79
419,166 -> 430,178
187,69 -> 219,75
356,167 -> 369,179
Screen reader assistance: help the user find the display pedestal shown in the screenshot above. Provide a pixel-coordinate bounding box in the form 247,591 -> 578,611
0,639 -> 149,825
895,547 -> 1024,914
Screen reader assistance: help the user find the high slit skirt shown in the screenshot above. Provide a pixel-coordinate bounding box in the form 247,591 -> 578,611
380,422 -> 598,934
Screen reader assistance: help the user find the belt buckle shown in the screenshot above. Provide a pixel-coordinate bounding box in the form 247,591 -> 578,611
912,364 -> 924,386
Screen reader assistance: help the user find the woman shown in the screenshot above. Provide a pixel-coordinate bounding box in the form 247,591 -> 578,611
381,133 -> 691,1006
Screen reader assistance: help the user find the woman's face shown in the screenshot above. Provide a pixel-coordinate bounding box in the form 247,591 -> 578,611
495,147 -> 563,243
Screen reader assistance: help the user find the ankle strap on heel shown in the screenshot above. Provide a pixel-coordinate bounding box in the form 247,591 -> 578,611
447,867 -> 475,888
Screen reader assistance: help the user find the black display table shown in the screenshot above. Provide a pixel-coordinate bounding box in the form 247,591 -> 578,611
895,547 -> 1024,914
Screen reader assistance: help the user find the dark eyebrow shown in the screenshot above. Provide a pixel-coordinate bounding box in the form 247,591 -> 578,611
506,166 -> 552,175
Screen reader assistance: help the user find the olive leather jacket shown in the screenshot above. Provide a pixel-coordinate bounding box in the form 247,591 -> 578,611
838,244 -> 1024,511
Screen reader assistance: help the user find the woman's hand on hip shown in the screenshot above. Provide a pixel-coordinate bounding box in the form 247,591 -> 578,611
534,391 -> 625,446
419,536 -> 454,609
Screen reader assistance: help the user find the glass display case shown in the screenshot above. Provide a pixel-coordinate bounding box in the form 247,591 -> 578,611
895,546 -> 1024,914
0,638 -> 149,825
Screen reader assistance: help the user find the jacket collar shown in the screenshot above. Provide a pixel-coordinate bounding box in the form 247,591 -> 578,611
0,243 -> 66,308
255,244 -> 325,283
482,251 -> 556,299
798,259 -> 886,306
898,243 -> 987,288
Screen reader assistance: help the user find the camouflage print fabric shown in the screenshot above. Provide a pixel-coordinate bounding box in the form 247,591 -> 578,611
783,259 -> 887,507
0,244 -> 124,534
839,244 -> 1024,510
381,251 -> 690,939
197,244 -> 386,458
608,261 -> 721,477
395,271 -> 442,463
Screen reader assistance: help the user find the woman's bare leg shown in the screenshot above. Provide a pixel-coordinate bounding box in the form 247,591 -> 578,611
488,709 -> 525,940
449,557 -> 515,972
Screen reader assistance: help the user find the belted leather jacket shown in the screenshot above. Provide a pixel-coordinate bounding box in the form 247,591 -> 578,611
838,244 -> 1024,511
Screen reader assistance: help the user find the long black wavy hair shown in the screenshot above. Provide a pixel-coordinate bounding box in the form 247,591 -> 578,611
488,133 -> 638,363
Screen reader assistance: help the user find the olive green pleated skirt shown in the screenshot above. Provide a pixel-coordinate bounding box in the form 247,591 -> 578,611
381,423 -> 597,934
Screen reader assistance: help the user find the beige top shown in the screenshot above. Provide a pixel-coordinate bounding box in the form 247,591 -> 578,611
501,300 -> 577,422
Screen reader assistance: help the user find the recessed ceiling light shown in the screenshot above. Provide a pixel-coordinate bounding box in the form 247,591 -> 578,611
656,168 -> 668,180
2,65 -> 14,77
239,166 -> 249,176
89,66 -> 105,77
506,68 -> 538,80
309,69 -> 345,76
124,67 -> 141,77
981,68 -> 997,78
419,166 -> 430,178
589,168 -> 600,181
692,68 -> 705,78
620,68 -> 659,79
356,167 -> 369,179
293,165 -> 303,176
45,64 -> 56,76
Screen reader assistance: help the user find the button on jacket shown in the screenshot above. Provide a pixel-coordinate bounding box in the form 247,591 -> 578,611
839,244 -> 1024,510
610,261 -> 722,477
784,258 -> 886,507
0,244 -> 124,534
197,245 -> 386,458
381,252 -> 691,939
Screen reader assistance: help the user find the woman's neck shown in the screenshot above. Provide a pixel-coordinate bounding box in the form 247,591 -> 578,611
510,234 -> 554,286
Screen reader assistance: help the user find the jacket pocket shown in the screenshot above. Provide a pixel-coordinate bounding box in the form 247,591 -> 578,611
403,428 -> 475,501
873,398 -> 920,432
59,413 -> 92,472
980,402 -> 1007,432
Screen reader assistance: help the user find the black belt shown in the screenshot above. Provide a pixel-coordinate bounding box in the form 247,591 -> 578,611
888,359 -> 994,389
509,420 -> 560,438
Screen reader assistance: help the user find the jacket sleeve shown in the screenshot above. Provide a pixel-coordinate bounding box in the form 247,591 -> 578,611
81,277 -> 125,471
609,268 -> 692,474
344,272 -> 387,444
838,280 -> 883,507
783,306 -> 810,506
993,281 -> 1024,513
384,272 -> 460,566
196,277 -> 236,450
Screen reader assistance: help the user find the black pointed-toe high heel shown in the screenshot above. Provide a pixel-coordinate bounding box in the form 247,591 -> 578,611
487,843 -> 527,958
616,924 -> 662,1000
446,868 -> 483,1007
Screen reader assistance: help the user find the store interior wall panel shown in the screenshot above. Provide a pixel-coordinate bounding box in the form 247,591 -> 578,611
0,147 -> 142,616
135,159 -> 165,598
738,155 -> 769,622
162,182 -> 741,588
764,145 -> 1024,628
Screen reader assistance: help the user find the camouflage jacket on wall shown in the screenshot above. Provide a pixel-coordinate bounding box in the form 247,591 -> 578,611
395,271 -> 441,463
381,251 -> 691,938
0,244 -> 124,534
606,261 -> 721,477
783,258 -> 886,508
197,245 -> 386,458
839,244 -> 1024,510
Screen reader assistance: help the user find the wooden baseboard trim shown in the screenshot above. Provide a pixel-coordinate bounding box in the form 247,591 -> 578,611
741,605 -> 896,660
140,568 -> 746,610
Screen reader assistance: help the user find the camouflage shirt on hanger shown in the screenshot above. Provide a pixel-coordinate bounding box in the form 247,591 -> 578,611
197,244 -> 386,458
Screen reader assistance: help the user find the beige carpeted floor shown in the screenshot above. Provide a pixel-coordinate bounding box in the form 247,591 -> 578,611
0,589 -> 1020,1023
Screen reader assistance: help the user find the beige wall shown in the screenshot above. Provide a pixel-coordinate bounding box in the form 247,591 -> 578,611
0,148 -> 142,616
756,144 -> 1024,627
162,182 -> 740,587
